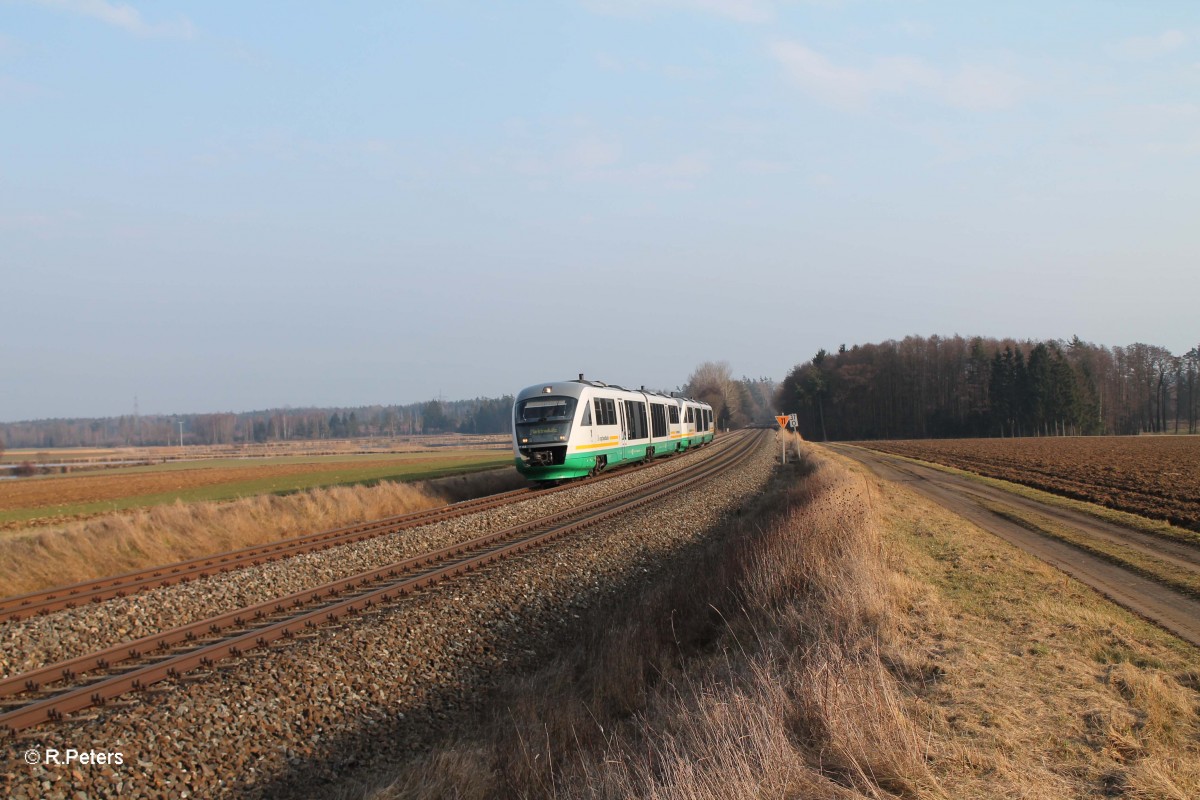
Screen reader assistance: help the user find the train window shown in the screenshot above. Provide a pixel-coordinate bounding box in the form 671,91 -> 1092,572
594,398 -> 617,426
516,396 -> 577,423
685,407 -> 693,424
668,405 -> 679,424
650,404 -> 667,438
580,402 -> 592,426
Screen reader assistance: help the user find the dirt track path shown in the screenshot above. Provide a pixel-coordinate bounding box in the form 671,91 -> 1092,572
825,443 -> 1200,647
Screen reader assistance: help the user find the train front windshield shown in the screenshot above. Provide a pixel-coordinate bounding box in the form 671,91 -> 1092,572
515,396 -> 578,444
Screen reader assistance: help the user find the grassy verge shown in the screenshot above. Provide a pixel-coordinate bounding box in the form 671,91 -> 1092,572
978,499 -> 1200,599
0,468 -> 525,597
844,444 -> 1200,547
359,438 -> 1200,800
853,452 -> 1200,798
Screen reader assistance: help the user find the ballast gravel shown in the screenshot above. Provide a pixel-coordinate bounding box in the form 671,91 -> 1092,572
0,438 -> 736,679
2,433 -> 777,800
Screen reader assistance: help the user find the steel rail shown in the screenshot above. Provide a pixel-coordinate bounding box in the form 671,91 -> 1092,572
0,432 -> 750,701
1,437 -> 733,620
0,431 -> 760,734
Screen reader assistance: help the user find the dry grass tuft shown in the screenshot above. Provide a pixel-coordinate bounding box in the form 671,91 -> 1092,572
0,469 -> 524,597
1104,661 -> 1197,748
361,749 -> 497,800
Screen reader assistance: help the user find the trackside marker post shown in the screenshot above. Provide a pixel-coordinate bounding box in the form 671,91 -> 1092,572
776,415 -> 789,463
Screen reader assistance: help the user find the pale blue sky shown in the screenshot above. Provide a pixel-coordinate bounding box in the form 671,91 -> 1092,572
2,1 -> 1197,420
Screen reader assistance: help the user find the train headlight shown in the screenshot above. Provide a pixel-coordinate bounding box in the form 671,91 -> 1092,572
521,438 -> 528,443
559,436 -> 566,441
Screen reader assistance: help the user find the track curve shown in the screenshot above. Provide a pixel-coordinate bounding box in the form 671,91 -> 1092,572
1,430 -> 763,734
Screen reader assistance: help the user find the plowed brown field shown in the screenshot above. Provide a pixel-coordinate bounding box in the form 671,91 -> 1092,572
856,436 -> 1200,531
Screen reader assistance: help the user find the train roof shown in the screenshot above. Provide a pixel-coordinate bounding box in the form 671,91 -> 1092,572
515,375 -> 711,407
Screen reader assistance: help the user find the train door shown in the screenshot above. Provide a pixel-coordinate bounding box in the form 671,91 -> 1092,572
618,399 -> 629,443
650,403 -> 667,440
631,401 -> 647,441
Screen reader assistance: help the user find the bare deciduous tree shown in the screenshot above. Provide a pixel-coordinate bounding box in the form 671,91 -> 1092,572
684,361 -> 741,430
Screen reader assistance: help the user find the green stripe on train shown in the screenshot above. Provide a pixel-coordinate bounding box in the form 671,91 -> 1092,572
514,435 -> 712,481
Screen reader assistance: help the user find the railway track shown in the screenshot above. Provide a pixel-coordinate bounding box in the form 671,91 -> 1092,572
0,430 -> 761,734
0,442 -> 713,622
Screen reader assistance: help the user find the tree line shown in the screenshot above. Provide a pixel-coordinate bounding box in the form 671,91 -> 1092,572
777,335 -> 1200,441
0,396 -> 515,449
1,364 -> 783,450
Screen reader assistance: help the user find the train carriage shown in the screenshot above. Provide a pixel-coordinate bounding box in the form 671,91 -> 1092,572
512,375 -> 714,481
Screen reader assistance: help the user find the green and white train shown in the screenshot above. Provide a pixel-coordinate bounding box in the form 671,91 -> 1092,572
512,374 -> 715,482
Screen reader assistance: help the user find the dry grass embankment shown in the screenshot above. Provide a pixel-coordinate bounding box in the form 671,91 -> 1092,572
876,464 -> 1200,799
362,435 -> 938,799
362,435 -> 1200,800
0,469 -> 524,598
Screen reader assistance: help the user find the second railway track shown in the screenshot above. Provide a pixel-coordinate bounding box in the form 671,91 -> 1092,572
1,429 -> 763,734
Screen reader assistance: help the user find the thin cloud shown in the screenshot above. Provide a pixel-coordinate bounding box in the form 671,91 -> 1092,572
584,0 -> 775,24
0,211 -> 55,229
897,20 -> 934,39
34,0 -> 196,38
1112,30 -> 1188,59
625,151 -> 710,184
770,41 -> 1023,111
0,73 -> 41,100
514,130 -> 708,189
679,0 -> 773,22
565,135 -> 624,172
739,158 -> 792,175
